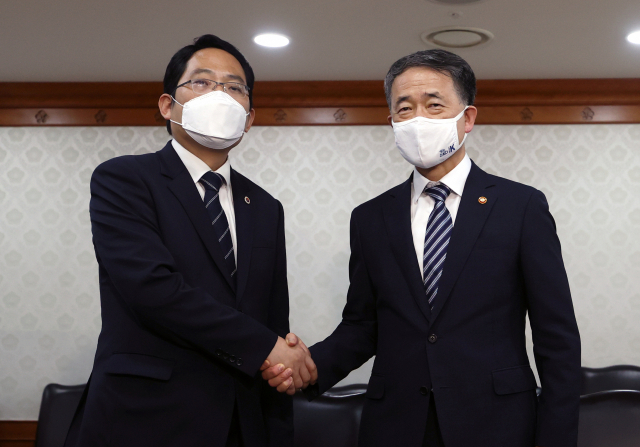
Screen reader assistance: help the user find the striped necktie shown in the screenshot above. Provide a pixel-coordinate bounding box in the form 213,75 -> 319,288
422,183 -> 453,310
200,171 -> 237,284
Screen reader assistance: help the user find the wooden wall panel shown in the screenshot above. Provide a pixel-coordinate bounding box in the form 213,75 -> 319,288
1,79 -> 639,126
0,421 -> 36,447
0,108 -> 163,127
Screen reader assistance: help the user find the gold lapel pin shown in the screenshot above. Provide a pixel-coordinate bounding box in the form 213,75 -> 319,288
245,196 -> 250,204
478,196 -> 488,205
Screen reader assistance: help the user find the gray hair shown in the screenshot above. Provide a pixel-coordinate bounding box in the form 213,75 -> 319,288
384,49 -> 477,109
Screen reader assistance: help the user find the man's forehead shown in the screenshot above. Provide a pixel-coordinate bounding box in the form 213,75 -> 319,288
186,67 -> 246,83
185,48 -> 246,81
393,67 -> 452,90
391,68 -> 455,98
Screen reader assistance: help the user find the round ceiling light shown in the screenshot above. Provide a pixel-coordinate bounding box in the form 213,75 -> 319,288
628,30 -> 640,44
421,27 -> 493,48
254,33 -> 290,48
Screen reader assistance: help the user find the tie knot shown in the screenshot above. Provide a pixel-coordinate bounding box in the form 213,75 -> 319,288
424,183 -> 451,202
200,171 -> 225,191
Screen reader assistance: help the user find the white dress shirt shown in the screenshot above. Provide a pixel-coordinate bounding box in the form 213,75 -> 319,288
411,154 -> 472,277
171,139 -> 237,265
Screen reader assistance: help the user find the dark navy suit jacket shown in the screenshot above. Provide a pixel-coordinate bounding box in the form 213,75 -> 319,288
307,162 -> 581,447
64,142 -> 292,447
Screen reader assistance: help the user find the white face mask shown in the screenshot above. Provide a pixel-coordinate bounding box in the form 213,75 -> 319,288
171,91 -> 250,150
392,106 -> 469,169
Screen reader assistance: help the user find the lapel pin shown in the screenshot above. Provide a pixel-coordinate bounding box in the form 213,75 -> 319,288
478,196 -> 488,205
245,196 -> 250,204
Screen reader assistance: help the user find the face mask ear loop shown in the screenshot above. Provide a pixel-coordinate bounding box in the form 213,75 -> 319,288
240,110 -> 251,134
455,106 -> 470,147
171,95 -> 185,108
169,95 -> 185,127
458,132 -> 468,148
455,105 -> 470,121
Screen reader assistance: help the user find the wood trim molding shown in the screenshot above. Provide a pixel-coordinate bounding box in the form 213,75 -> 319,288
0,421 -> 36,447
1,79 -> 640,126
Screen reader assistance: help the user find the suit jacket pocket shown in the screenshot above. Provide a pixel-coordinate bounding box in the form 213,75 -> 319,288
105,352 -> 175,381
492,365 -> 537,395
366,375 -> 385,400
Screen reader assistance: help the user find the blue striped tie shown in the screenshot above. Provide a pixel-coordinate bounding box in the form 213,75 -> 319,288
200,171 -> 237,284
422,183 -> 453,310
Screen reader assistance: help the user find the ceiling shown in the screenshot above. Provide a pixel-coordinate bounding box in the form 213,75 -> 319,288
1,0 -> 639,82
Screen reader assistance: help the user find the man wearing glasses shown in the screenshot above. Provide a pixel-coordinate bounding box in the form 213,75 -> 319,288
64,34 -> 316,447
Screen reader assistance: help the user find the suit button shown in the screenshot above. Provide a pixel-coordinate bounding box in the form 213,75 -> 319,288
222,352 -> 229,360
420,386 -> 429,396
215,349 -> 222,356
236,358 -> 243,366
229,355 -> 236,363
428,334 -> 438,344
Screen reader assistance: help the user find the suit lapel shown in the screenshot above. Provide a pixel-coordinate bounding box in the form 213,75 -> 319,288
429,161 -> 498,325
383,176 -> 433,322
158,144 -> 236,292
230,169 -> 254,306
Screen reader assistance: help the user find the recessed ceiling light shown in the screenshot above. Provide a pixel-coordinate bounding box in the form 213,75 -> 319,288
254,33 -> 290,48
628,31 -> 640,44
421,27 -> 493,48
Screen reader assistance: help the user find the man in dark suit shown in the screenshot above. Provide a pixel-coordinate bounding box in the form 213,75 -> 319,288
264,50 -> 581,447
64,34 -> 315,447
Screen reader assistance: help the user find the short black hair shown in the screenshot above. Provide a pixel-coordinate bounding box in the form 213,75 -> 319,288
384,49 -> 476,109
163,34 -> 255,135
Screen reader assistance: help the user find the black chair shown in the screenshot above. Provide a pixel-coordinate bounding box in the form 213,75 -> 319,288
36,382 -> 365,447
581,365 -> 640,395
35,383 -> 85,447
578,390 -> 640,447
293,384 -> 366,447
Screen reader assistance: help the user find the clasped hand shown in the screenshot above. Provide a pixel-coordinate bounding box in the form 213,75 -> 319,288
261,334 -> 316,395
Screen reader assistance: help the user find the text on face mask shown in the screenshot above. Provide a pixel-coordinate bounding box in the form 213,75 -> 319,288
440,144 -> 457,158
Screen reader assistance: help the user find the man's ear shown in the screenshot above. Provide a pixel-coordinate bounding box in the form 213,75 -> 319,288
464,106 -> 478,133
387,114 -> 393,127
158,94 -> 174,121
244,108 -> 256,133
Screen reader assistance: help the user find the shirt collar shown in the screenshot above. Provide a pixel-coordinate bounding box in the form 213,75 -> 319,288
171,139 -> 232,187
412,154 -> 472,203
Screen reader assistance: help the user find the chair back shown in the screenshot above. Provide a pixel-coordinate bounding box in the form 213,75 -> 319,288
581,365 -> 640,395
578,390 -> 640,447
293,384 -> 366,447
35,383 -> 85,447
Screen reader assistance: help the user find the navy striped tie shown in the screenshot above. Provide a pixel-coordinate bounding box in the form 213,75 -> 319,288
200,171 -> 236,284
422,183 -> 453,310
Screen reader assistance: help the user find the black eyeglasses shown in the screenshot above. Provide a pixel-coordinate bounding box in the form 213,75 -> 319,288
176,79 -> 250,99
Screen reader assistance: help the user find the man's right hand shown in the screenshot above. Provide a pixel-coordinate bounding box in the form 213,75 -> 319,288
262,336 -> 316,394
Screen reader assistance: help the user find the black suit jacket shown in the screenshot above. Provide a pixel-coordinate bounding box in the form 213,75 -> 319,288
307,162 -> 581,447
64,142 -> 292,447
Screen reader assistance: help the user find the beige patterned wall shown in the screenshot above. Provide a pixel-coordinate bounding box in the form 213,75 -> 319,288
1,124 -> 639,419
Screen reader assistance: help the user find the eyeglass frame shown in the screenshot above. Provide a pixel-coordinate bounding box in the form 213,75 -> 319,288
175,79 -> 251,98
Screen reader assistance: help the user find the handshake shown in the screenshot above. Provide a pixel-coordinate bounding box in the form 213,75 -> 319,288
261,333 -> 317,395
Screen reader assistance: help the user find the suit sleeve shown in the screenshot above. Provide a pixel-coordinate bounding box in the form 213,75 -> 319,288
520,189 -> 581,447
90,158 -> 278,378
261,201 -> 294,447
306,207 -> 378,399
